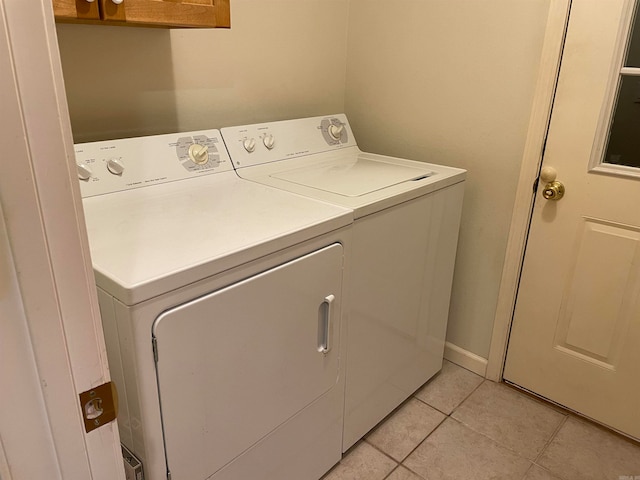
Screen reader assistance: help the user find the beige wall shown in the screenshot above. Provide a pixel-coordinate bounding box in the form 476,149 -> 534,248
56,0 -> 551,362
56,0 -> 350,142
345,0 -> 551,358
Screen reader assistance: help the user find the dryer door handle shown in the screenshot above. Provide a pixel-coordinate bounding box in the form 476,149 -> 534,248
318,294 -> 335,354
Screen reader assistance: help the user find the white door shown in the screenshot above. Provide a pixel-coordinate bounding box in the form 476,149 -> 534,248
505,0 -> 640,440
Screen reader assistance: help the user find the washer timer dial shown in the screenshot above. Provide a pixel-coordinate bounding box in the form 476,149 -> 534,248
321,118 -> 348,145
328,124 -> 344,140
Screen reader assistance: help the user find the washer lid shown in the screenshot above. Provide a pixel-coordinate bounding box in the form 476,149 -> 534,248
83,172 -> 352,305
271,157 -> 432,197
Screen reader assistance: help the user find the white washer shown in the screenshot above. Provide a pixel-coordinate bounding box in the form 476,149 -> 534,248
221,114 -> 466,449
75,129 -> 353,480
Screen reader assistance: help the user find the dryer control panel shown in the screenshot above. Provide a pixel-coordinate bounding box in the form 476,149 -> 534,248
75,129 -> 232,197
221,114 -> 358,169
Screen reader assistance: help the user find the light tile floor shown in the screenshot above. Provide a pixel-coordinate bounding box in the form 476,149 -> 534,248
323,360 -> 640,480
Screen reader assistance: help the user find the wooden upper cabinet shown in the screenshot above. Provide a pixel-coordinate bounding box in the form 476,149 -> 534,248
99,0 -> 230,28
53,0 -> 100,21
54,0 -> 230,28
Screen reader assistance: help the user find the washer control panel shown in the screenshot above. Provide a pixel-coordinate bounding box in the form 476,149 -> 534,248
75,129 -> 231,197
221,114 -> 357,169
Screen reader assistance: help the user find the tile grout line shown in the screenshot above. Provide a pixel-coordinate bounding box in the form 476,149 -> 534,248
533,413 -> 568,464
366,365 -> 486,464
359,369 -> 506,480
445,415 -> 541,468
361,439 -> 426,480
363,388 -> 453,479
381,464 -> 426,480
407,374 -> 555,476
391,376 -> 487,480
412,374 -> 486,416
381,465 -> 401,480
388,372 -> 488,478
362,437 -> 399,464
520,463 -> 538,480
394,414 -> 449,469
447,380 -> 572,465
398,463 -> 428,480
528,414 -> 571,480
448,377 -> 487,416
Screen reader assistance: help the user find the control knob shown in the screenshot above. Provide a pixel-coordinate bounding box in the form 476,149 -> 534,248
106,158 -> 124,176
263,134 -> 275,150
189,144 -> 209,165
243,138 -> 257,153
77,163 -> 92,181
328,124 -> 344,140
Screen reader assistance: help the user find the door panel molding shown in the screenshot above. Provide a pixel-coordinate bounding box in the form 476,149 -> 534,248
554,217 -> 640,368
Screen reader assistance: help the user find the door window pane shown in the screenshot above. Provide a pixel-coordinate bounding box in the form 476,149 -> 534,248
603,5 -> 640,169
624,5 -> 640,67
603,76 -> 640,168
625,8 -> 640,67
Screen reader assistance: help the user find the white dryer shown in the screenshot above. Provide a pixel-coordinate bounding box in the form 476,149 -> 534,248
221,115 -> 466,449
74,129 -> 352,480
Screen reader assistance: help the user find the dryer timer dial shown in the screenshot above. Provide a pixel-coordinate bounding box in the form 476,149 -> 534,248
189,143 -> 209,165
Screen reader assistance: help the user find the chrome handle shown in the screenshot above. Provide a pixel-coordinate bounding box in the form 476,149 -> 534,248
318,294 -> 335,354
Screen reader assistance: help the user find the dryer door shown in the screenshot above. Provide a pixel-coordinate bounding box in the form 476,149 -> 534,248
152,243 -> 344,480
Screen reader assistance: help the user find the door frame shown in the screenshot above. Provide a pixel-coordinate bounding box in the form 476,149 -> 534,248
486,0 -> 572,381
0,0 -> 124,478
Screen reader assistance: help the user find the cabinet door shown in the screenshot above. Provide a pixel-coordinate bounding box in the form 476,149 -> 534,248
99,0 -> 230,28
53,0 -> 100,21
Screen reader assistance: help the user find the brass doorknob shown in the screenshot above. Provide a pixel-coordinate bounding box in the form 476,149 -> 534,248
542,181 -> 565,200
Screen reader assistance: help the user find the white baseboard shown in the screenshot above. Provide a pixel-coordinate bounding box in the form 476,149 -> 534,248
444,342 -> 488,377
